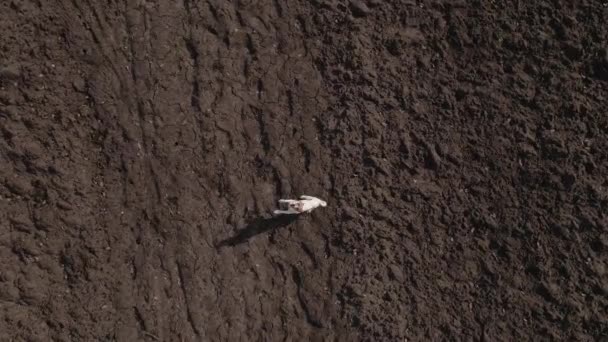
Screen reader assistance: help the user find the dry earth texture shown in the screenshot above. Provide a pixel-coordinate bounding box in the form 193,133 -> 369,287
1,0 -> 607,341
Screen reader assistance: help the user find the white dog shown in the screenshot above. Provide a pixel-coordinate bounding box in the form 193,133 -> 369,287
273,195 -> 327,215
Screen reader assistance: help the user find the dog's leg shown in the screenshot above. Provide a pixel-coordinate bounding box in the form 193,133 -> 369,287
274,209 -> 297,215
278,199 -> 297,210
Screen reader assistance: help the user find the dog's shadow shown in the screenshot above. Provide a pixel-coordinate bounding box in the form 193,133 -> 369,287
216,214 -> 299,248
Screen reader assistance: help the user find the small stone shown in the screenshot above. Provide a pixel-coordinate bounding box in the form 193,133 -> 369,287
341,205 -> 358,220
388,264 -> 404,282
72,76 -> 86,92
56,199 -> 73,211
483,214 -> 499,230
593,260 -> 606,276
349,0 -> 371,17
358,196 -> 368,208
425,145 -> 441,170
517,142 -> 537,157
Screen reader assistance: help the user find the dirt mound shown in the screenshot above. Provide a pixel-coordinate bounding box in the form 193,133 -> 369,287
1,0 -> 607,340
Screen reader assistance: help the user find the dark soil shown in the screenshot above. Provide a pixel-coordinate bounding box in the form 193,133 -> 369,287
1,0 -> 607,341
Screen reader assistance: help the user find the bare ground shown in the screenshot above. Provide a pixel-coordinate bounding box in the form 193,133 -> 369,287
1,0 -> 607,341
